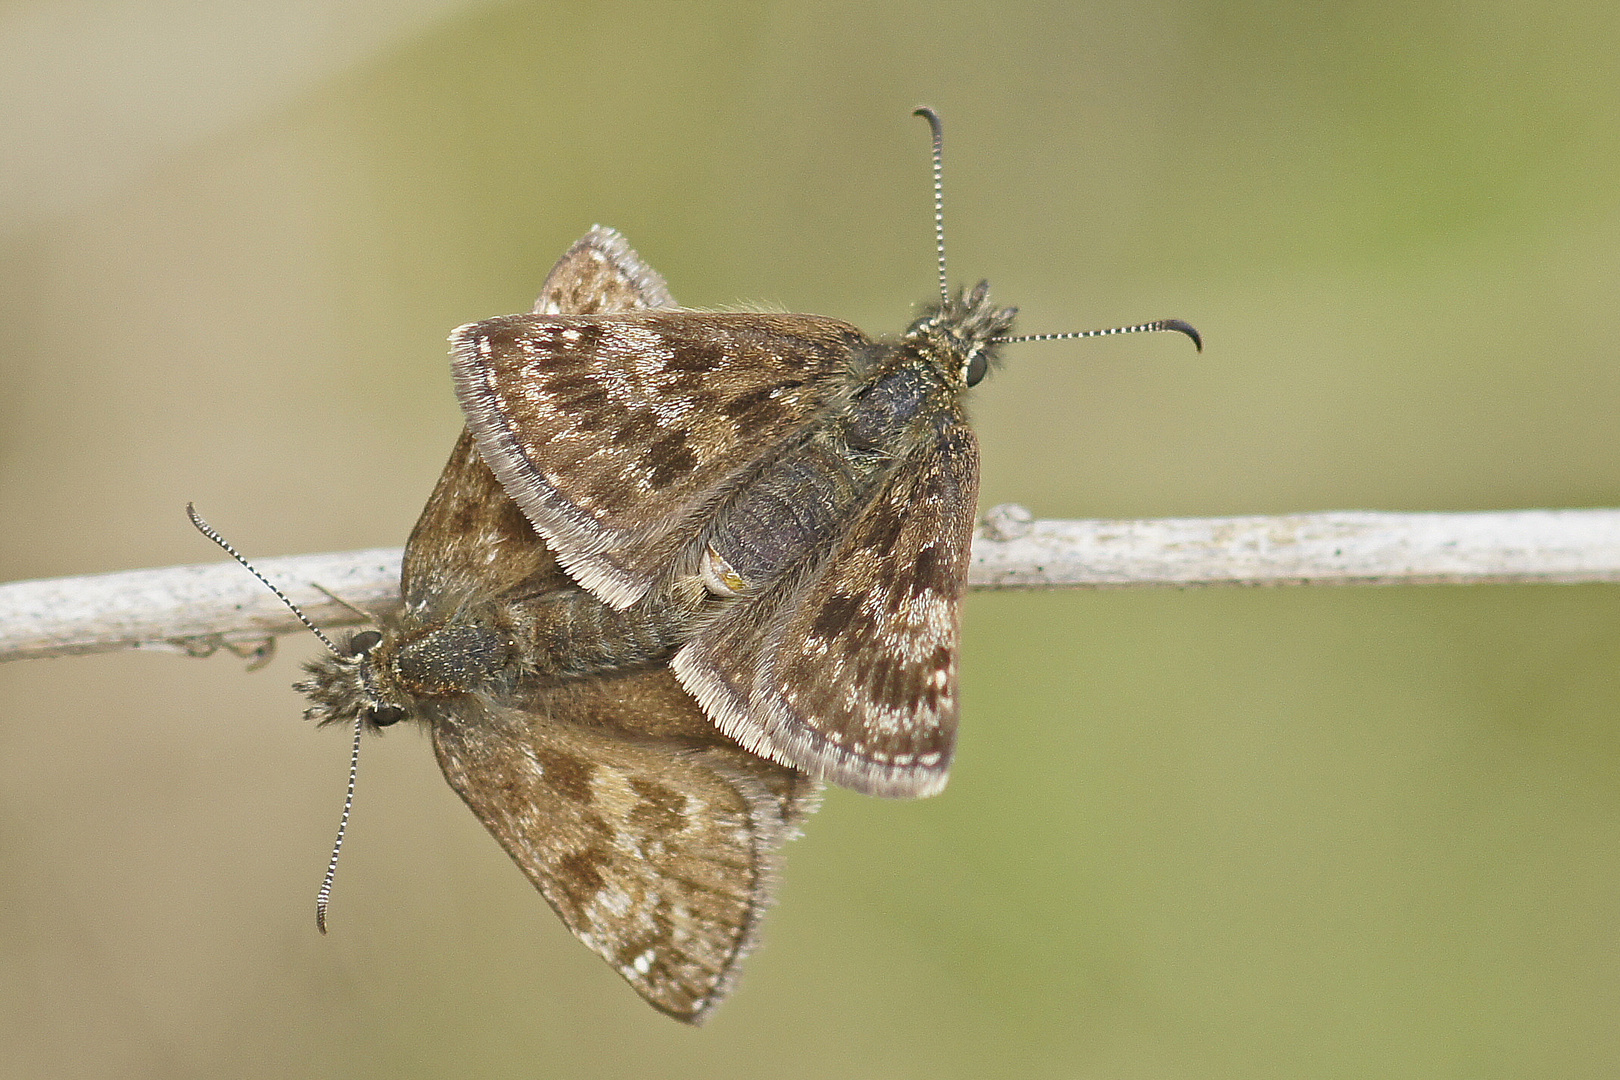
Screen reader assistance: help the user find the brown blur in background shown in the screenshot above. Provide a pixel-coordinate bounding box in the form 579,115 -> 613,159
2,2 -> 1619,1077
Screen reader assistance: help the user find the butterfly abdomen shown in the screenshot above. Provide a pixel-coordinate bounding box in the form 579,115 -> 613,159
703,439 -> 866,593
699,354 -> 955,599
495,587 -> 693,683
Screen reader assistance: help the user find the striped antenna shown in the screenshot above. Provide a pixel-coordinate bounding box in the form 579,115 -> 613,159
997,318 -> 1203,352
186,503 -> 343,655
316,717 -> 363,934
186,503 -> 365,935
913,107 -> 949,306
907,112 -> 1202,354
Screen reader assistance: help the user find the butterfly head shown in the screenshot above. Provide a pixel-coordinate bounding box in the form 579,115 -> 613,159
296,628 -> 410,731
905,281 -> 1017,389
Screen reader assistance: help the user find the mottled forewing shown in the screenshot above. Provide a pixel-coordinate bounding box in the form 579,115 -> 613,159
429,669 -> 819,1023
531,226 -> 675,315
451,312 -> 862,607
673,416 -> 980,798
402,227 -> 676,615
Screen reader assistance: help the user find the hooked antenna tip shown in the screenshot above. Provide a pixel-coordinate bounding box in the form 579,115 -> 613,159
913,107 -> 949,306
1162,318 -> 1203,352
315,714 -> 366,937
912,105 -> 943,137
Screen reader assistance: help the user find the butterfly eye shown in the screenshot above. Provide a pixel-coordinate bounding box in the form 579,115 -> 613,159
964,351 -> 988,387
365,704 -> 406,728
348,630 -> 383,656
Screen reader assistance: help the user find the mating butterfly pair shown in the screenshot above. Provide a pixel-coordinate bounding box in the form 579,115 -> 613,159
294,110 -> 1198,1023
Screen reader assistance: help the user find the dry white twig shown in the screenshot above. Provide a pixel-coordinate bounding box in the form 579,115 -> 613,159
1,507 -> 1617,664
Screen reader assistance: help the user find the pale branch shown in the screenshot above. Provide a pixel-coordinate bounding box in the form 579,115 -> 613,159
0,548 -> 404,665
968,505 -> 1620,588
1,507 -> 1617,664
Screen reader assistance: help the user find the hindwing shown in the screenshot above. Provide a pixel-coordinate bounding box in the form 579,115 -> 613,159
430,668 -> 820,1023
530,225 -> 676,315
672,414 -> 979,797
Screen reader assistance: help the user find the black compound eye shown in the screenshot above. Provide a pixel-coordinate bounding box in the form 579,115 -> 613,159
965,351 -> 989,387
365,704 -> 406,728
348,630 -> 383,656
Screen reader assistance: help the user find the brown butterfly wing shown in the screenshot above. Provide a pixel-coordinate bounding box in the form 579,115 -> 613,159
429,668 -> 820,1023
404,227 -> 678,615
400,429 -> 571,616
530,226 -> 675,315
413,229 -> 822,1021
451,311 -> 863,608
672,414 -> 980,798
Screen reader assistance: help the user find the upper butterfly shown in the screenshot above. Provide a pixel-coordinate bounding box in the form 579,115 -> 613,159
449,108 -> 1200,800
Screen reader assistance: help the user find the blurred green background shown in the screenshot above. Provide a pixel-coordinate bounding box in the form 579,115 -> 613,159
2,1 -> 1619,1076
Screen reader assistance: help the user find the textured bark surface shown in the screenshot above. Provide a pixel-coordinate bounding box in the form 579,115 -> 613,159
3,508 -> 1618,662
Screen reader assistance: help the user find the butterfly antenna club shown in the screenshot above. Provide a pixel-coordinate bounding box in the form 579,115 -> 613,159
996,318 -> 1202,352
913,106 -> 950,307
186,503 -> 366,933
315,716 -> 364,933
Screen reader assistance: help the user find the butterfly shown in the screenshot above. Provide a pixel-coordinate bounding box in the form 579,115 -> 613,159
448,109 -> 1199,801
295,227 -> 821,1024
286,107 -> 1194,1023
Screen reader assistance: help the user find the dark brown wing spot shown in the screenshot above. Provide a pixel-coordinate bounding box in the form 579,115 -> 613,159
555,845 -> 610,906
539,371 -> 612,412
646,430 -> 698,489
565,386 -> 611,411
628,778 -> 688,836
612,412 -> 658,447
447,498 -> 482,536
663,342 -> 719,372
862,657 -> 916,712
908,545 -> 945,598
810,594 -> 862,639
496,500 -> 532,536
533,746 -> 596,803
719,386 -> 778,415
859,504 -> 907,553
722,384 -> 799,438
